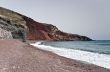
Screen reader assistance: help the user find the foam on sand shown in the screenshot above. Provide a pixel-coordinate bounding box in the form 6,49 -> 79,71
31,42 -> 110,69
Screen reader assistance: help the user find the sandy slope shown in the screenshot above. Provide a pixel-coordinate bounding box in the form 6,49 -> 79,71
0,39 -> 109,72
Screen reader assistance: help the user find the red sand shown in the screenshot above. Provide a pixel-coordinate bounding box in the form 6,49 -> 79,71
0,39 -> 110,72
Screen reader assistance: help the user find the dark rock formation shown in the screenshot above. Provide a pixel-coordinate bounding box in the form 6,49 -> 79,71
0,7 -> 92,41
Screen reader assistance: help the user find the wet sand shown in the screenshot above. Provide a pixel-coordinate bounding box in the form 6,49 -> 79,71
0,39 -> 110,72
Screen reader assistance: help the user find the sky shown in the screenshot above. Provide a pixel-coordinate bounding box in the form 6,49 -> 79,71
0,0 -> 110,40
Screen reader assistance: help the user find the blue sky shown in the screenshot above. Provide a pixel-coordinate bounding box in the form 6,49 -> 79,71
0,0 -> 110,40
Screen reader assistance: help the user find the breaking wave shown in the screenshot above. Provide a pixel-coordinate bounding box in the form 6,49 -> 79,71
31,41 -> 110,69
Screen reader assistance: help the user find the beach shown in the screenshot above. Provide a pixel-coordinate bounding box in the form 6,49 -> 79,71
0,39 -> 110,72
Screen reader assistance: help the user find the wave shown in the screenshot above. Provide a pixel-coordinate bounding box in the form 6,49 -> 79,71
31,41 -> 110,69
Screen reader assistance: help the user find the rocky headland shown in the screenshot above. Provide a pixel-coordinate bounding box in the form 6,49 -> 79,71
0,7 -> 92,41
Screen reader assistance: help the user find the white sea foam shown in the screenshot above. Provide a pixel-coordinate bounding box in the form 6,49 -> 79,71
31,42 -> 110,69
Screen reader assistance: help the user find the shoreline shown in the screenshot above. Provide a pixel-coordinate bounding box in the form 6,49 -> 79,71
0,39 -> 110,72
31,40 -> 110,69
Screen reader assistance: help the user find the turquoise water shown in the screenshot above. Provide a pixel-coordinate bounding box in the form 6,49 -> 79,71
42,40 -> 110,55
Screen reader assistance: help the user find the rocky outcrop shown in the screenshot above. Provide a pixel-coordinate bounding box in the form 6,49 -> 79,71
0,28 -> 13,39
23,16 -> 92,41
0,7 -> 27,41
0,7 -> 92,41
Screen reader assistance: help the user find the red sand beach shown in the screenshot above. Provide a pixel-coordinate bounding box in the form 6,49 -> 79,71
0,39 -> 110,72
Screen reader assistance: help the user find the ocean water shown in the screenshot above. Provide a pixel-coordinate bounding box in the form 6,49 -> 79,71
31,40 -> 110,69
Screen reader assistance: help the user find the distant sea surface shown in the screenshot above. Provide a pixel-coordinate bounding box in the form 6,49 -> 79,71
31,40 -> 110,69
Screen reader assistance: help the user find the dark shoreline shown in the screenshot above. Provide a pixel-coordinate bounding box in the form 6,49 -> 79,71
0,39 -> 110,72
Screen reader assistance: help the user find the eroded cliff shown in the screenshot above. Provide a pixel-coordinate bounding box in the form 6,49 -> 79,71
0,7 -> 92,41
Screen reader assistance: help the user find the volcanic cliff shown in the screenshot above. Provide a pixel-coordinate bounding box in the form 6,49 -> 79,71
0,7 -> 92,41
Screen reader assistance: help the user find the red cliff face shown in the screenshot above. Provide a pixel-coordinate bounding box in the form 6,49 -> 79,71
0,7 -> 92,41
23,16 -> 92,41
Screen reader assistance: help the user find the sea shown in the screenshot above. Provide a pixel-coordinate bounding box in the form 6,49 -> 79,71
31,40 -> 110,69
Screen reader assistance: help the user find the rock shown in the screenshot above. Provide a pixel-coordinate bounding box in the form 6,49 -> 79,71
0,27 -> 13,39
0,7 -> 92,41
0,7 -> 28,42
